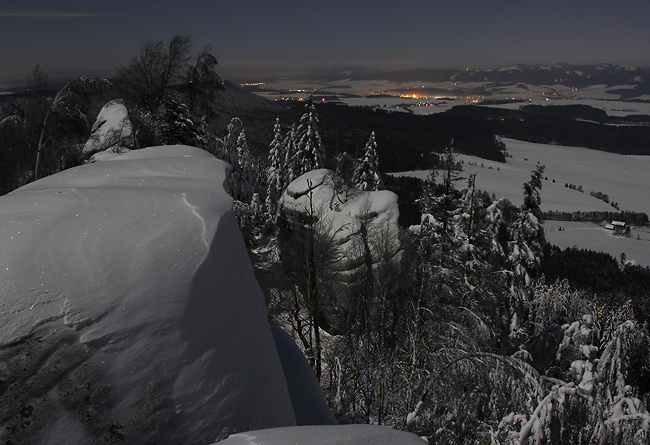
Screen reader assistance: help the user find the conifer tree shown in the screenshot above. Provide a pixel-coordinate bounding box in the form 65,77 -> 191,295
508,165 -> 546,286
428,140 -> 461,236
157,93 -> 200,146
234,129 -> 256,203
353,131 -> 382,191
294,98 -> 325,175
223,117 -> 244,165
283,123 -> 298,184
266,118 -> 285,220
224,117 -> 256,204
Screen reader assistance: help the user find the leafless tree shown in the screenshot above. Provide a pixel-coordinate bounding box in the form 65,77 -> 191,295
117,34 -> 192,114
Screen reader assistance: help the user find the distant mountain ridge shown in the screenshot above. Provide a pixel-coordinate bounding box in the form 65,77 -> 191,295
296,64 -> 650,90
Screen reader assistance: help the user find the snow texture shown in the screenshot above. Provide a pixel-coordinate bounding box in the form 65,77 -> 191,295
218,424 -> 426,444
0,146 -> 297,443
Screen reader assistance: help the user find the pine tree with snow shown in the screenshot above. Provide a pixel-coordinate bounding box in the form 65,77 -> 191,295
353,131 -> 382,191
157,93 -> 200,146
283,123 -> 298,184
223,117 -> 244,166
426,140 -> 461,236
266,118 -> 285,220
233,129 -> 256,203
224,118 -> 256,204
293,98 -> 325,175
508,165 -> 546,287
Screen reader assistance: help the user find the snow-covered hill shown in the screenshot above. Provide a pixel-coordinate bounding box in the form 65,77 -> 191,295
0,146 -> 298,443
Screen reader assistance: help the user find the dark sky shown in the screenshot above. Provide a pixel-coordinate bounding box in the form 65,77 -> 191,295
1,0 -> 649,85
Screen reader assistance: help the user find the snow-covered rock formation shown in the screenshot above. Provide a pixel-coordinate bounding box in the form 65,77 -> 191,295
82,99 -> 133,159
218,424 -> 426,444
0,146 -> 298,443
278,169 -> 402,333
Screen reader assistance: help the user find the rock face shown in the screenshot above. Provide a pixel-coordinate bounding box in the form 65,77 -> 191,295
0,146 -> 299,443
278,169 -> 402,333
82,99 -> 133,159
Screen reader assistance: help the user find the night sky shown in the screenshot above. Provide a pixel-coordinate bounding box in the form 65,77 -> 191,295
1,0 -> 649,85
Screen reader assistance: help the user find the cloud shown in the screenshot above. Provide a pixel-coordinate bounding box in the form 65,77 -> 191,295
0,11 -> 105,18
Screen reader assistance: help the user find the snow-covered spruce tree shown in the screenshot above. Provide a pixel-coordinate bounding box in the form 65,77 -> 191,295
494,300 -> 650,445
507,165 -> 545,287
294,97 -> 326,175
156,93 -> 201,146
228,128 -> 256,203
266,118 -> 285,221
418,139 -> 462,238
222,116 -> 244,166
283,123 -> 299,185
353,131 -> 382,191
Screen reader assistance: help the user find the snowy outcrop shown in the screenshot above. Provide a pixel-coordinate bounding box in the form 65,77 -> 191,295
218,424 -> 426,444
0,146 -> 298,443
82,99 -> 133,159
279,169 -> 401,332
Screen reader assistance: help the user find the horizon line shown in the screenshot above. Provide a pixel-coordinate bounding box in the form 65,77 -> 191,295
0,11 -> 106,18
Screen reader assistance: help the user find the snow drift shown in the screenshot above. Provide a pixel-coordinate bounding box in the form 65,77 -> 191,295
0,146 -> 297,443
218,424 -> 426,444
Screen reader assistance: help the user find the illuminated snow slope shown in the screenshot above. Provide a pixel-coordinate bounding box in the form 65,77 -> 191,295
218,425 -> 426,444
0,146 -> 296,443
394,138 -> 650,215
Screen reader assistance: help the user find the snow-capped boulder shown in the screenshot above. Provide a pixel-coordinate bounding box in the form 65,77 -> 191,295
82,99 -> 133,159
278,169 -> 401,333
0,146 -> 298,443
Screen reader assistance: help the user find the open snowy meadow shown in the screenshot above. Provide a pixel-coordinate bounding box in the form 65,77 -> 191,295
393,138 -> 650,267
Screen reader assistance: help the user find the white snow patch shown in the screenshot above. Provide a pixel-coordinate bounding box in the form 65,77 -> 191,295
218,424 -> 426,444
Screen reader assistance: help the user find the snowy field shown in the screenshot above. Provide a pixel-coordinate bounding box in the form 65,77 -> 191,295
393,138 -> 650,215
393,139 -> 650,265
543,221 -> 650,267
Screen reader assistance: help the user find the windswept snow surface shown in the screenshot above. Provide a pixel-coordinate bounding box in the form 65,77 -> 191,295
0,146 -> 296,443
218,424 -> 426,444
